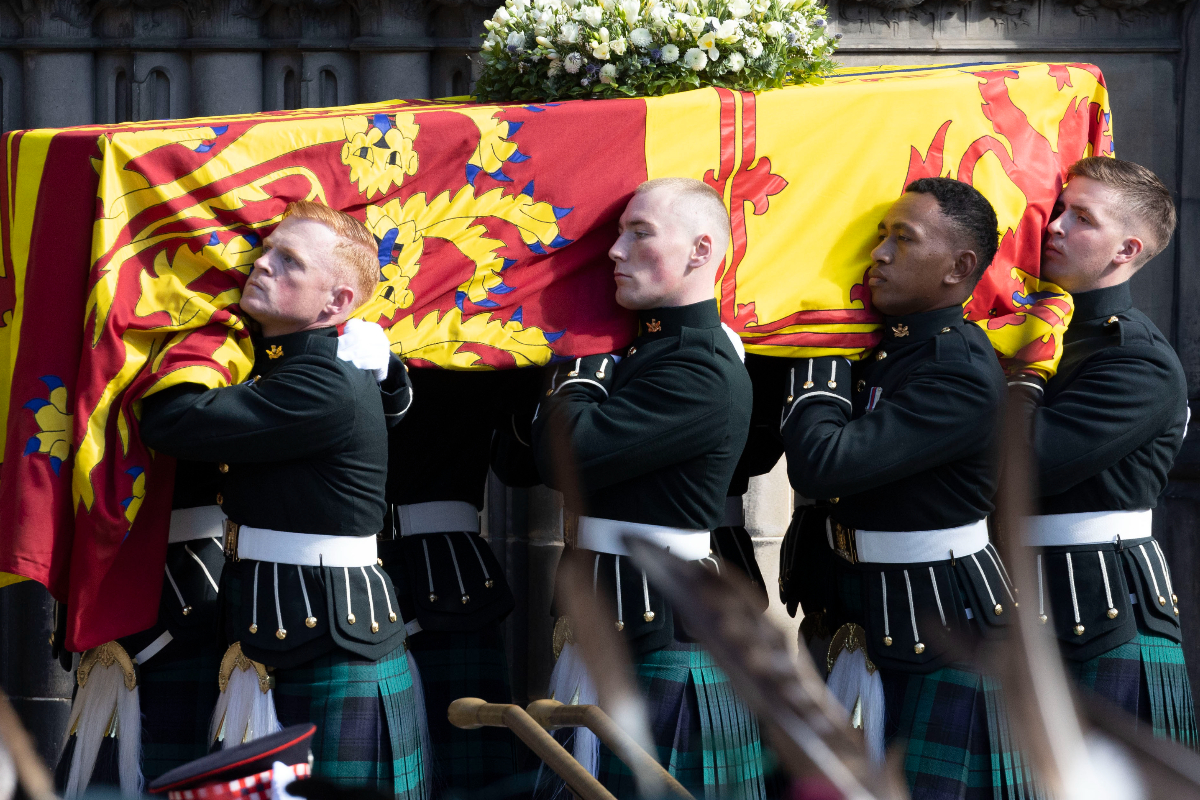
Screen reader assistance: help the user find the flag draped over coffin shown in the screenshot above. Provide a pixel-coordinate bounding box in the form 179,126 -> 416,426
0,61 -> 1111,650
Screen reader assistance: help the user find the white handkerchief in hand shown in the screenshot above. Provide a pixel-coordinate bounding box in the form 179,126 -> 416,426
337,318 -> 391,382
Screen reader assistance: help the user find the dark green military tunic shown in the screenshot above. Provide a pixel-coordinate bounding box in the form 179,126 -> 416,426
140,327 -> 411,667
532,299 -> 765,800
1011,281 -> 1195,744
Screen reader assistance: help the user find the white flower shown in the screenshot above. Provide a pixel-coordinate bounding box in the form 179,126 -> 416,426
685,14 -> 705,34
506,30 -> 527,50
558,21 -> 581,41
707,47 -> 719,60
725,51 -> 745,71
610,36 -> 627,54
548,58 -> 564,75
743,36 -> 762,57
764,20 -> 784,37
660,42 -> 680,61
727,0 -> 752,15
582,5 -> 604,25
591,40 -> 611,58
629,27 -> 653,47
564,51 -> 584,71
600,63 -> 618,82
493,6 -> 511,22
697,31 -> 717,48
682,46 -> 707,70
716,18 -> 740,41
619,0 -> 641,19
649,5 -> 671,26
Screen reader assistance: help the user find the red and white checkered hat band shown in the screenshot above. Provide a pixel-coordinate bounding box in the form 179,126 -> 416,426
167,763 -> 310,800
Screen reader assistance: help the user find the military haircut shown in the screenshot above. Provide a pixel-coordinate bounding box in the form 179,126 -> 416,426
1068,157 -> 1176,265
904,177 -> 1000,283
636,177 -> 731,260
282,201 -> 379,310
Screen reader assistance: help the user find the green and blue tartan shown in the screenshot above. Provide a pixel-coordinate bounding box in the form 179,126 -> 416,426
882,664 -> 1040,800
273,645 -> 426,800
409,628 -> 518,797
1067,630 -> 1198,747
595,642 -> 767,800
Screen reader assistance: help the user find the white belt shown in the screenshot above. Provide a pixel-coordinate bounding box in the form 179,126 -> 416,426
168,505 -> 225,543
1024,509 -> 1152,547
576,516 -> 710,561
721,496 -> 745,528
827,518 -> 989,564
394,501 -> 480,536
227,524 -> 378,567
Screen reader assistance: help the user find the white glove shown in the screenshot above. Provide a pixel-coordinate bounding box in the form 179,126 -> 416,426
337,319 -> 391,382
721,322 -> 746,362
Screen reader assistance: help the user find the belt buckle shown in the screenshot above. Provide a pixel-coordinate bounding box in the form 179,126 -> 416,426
831,521 -> 858,565
223,519 -> 241,562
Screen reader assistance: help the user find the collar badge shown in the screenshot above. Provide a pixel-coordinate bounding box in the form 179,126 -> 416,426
891,324 -> 909,338
266,345 -> 284,359
646,319 -> 662,333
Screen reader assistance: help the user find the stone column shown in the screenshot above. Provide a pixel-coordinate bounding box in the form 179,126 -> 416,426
299,4 -> 357,106
429,1 -> 492,98
354,0 -> 433,101
20,0 -> 94,129
188,0 -> 264,117
127,4 -> 190,122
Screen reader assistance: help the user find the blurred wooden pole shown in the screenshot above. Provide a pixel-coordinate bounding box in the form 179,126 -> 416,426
448,698 -> 616,800
0,688 -> 56,800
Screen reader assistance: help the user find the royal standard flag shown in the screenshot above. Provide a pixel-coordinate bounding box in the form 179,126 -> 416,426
0,61 -> 1109,650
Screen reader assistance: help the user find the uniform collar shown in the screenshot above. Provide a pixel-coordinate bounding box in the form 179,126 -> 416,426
635,299 -> 720,339
1070,281 -> 1132,323
254,326 -> 337,371
880,304 -> 965,345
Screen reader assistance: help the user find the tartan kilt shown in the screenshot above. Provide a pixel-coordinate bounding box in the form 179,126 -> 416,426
409,628 -> 518,796
596,642 -> 767,800
882,664 -> 1040,800
272,645 -> 426,800
1067,630 -> 1198,747
54,638 -> 222,790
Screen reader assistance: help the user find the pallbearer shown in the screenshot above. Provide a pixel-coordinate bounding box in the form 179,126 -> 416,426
533,178 -> 764,800
140,201 -> 424,799
1012,157 -> 1196,743
55,461 -> 225,799
780,179 -> 1033,797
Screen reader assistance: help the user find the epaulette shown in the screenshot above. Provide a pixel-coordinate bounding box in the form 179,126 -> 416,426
679,326 -> 715,354
932,326 -> 973,363
1105,312 -> 1154,348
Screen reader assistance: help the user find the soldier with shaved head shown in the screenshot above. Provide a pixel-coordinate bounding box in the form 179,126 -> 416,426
531,178 -> 765,799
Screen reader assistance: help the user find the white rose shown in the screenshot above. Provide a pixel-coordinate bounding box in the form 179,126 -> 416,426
493,6 -> 511,22
764,20 -> 784,37
619,0 -> 640,19
660,42 -> 680,61
716,18 -> 740,41
743,36 -> 762,57
600,63 -> 618,83
697,31 -> 716,48
649,5 -> 671,26
558,21 -> 581,41
682,46 -> 707,70
506,30 -> 527,50
727,0 -> 752,15
591,40 -> 611,58
564,51 -> 584,72
582,5 -> 604,25
687,15 -> 705,34
725,51 -> 745,71
610,36 -> 627,54
629,27 -> 653,47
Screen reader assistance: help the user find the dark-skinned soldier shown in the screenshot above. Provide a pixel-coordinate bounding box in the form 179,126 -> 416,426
780,179 -> 1032,799
1010,157 -> 1196,744
139,201 -> 423,800
533,178 -> 764,800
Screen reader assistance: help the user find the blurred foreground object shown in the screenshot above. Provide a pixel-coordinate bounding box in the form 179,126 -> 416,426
0,688 -> 56,800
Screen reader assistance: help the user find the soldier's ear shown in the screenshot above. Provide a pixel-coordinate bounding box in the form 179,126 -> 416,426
689,231 -> 715,270
946,250 -> 977,286
327,284 -> 357,317
1112,234 -> 1144,266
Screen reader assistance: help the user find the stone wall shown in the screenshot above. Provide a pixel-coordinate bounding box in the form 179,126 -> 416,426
2,0 -> 1200,763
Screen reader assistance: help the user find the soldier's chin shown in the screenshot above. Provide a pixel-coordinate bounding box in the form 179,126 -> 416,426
614,284 -> 654,311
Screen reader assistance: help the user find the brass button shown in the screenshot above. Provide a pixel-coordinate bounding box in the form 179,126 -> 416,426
276,628 -> 287,640
218,463 -> 229,473
875,351 -> 887,361
182,605 -> 193,616
461,594 -> 470,604
347,613 -> 356,624
249,623 -> 258,634
485,580 -> 495,589
1074,624 -> 1085,635
883,636 -> 893,646
1038,614 -> 1048,625
643,611 -> 656,622
993,604 -> 1003,616
1107,315 -> 1119,325
305,616 -> 317,628
216,493 -> 223,504
1172,593 -> 1179,604
1175,606 -> 1180,616
377,557 -> 383,567
827,381 -> 837,389
615,621 -> 625,631
940,327 -> 951,333
1107,608 -> 1119,619
389,612 -> 398,622
371,622 -> 380,633
627,347 -> 637,356
856,380 -> 865,392
802,381 -> 814,389
913,642 -> 925,654
830,497 -> 839,504
429,593 -> 438,603
1159,595 -> 1167,606
546,389 -> 553,396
